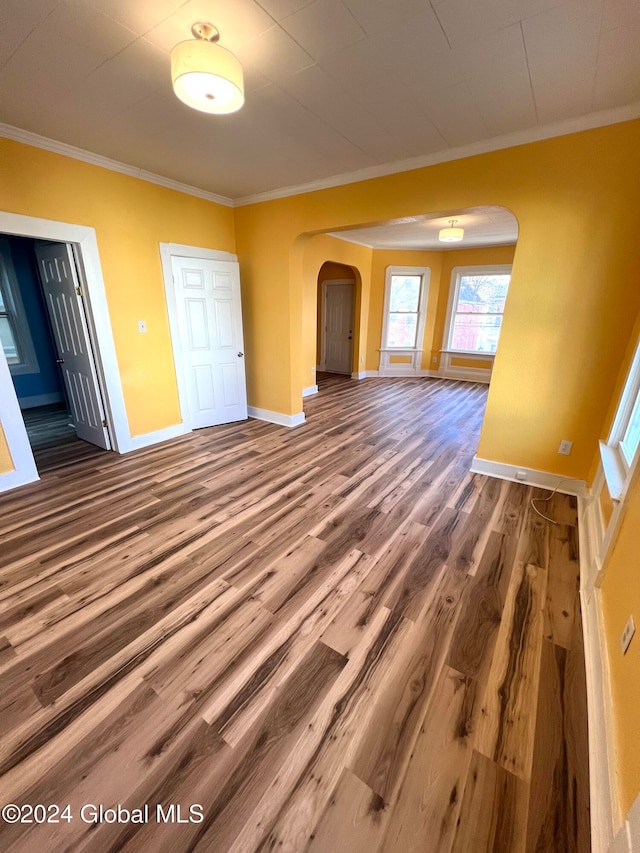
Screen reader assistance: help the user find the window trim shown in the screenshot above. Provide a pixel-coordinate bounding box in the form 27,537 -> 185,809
380,265 -> 430,351
600,338 -> 640,501
443,264 -> 512,356
0,239 -> 39,377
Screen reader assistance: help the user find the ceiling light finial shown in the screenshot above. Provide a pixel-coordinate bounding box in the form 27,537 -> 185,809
439,219 -> 464,243
171,21 -> 244,114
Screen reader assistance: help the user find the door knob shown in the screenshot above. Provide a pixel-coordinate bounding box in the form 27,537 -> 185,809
56,358 -> 64,364
237,352 -> 244,357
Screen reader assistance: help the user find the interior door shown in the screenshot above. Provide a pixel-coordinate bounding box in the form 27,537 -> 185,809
34,242 -> 110,450
171,256 -> 247,428
324,282 -> 354,374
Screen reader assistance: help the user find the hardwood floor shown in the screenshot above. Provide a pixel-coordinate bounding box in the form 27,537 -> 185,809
0,376 -> 589,852
21,404 -> 104,473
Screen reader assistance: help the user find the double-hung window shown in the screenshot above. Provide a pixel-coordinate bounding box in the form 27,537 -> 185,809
379,266 -> 430,375
444,266 -> 512,355
600,338 -> 640,500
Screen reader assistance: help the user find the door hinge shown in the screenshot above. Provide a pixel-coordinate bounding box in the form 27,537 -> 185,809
102,418 -> 108,428
76,285 -> 82,296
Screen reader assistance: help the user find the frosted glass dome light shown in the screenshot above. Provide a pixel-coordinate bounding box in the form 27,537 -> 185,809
171,23 -> 244,115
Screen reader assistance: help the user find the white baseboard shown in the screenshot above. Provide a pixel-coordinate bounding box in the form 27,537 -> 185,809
0,463 -> 40,493
118,422 -> 189,453
248,406 -> 306,428
581,583 -> 620,853
470,455 -> 586,497
302,385 -> 318,397
18,392 -> 64,409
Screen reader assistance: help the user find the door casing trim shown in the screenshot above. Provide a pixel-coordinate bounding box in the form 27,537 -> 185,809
0,212 -> 130,492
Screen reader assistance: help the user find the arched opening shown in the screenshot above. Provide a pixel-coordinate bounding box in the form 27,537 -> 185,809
298,206 -> 519,410
315,261 -> 359,390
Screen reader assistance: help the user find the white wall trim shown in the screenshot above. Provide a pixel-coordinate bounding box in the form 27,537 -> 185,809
580,582 -> 621,853
351,371 -> 368,379
118,422 -> 189,453
234,102 -> 640,206
18,392 -> 64,409
159,243 -> 238,264
0,212 -> 133,491
4,106 -> 640,211
248,406 -> 306,428
0,124 -> 233,208
470,455 -> 586,496
0,339 -> 39,492
439,363 -> 492,384
302,385 -> 318,397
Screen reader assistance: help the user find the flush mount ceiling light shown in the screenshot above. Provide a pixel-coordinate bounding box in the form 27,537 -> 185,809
438,219 -> 464,243
171,22 -> 244,114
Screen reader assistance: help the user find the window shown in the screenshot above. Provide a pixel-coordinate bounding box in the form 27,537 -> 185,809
444,265 -> 512,354
381,266 -> 429,349
0,240 -> 39,376
379,266 -> 430,376
601,339 -> 640,500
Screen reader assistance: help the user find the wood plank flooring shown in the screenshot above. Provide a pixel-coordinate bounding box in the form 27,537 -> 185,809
0,375 -> 589,852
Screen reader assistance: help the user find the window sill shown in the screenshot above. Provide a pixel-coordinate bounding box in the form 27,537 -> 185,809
599,440 -> 626,502
440,350 -> 496,360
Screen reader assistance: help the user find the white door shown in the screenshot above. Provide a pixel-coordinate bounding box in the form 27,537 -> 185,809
171,256 -> 247,428
324,282 -> 354,374
34,243 -> 110,450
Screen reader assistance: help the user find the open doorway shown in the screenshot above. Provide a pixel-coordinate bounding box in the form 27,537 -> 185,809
1,234 -> 110,471
316,262 -> 357,379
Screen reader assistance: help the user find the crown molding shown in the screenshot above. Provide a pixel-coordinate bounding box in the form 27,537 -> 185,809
233,101 -> 640,207
3,101 -> 640,211
0,123 -> 234,208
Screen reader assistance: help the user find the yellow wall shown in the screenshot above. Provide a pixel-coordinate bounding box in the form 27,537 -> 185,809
0,137 -> 234,444
0,424 -> 12,474
365,244 -> 516,373
601,467 -> 640,816
297,234 -> 373,398
235,120 -> 640,481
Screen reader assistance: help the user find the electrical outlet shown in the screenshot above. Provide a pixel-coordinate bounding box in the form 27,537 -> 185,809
558,439 -> 573,455
432,357 -> 438,364
515,470 -> 527,481
311,367 -> 315,374
621,615 -> 636,654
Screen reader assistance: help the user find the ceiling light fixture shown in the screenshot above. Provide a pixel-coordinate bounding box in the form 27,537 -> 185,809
171,22 -> 244,114
438,219 -> 464,243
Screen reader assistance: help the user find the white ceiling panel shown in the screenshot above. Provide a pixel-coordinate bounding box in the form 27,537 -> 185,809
143,0 -> 274,54
79,0 -> 188,36
0,0 -> 639,199
342,0 -> 431,35
523,1 -> 602,122
253,0 -> 314,22
279,0 -> 366,60
601,0 -> 640,31
594,22 -> 640,109
0,0 -> 58,66
237,23 -> 315,81
432,0 -> 521,46
468,66 -> 538,135
328,207 -> 519,251
411,81 -> 490,147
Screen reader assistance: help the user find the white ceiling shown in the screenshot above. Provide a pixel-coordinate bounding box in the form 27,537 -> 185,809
0,0 -> 639,202
329,207 -> 519,251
